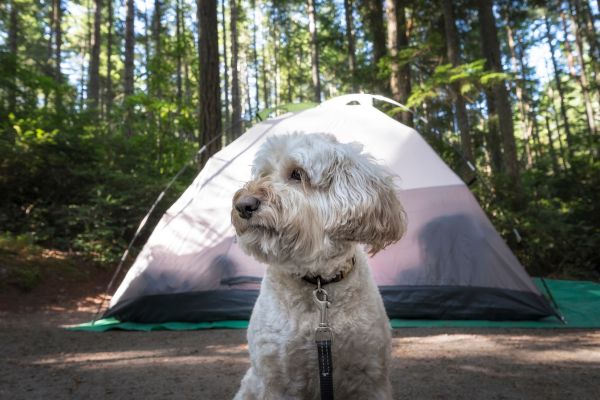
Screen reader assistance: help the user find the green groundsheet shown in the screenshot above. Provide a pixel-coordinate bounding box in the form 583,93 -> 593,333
68,279 -> 600,332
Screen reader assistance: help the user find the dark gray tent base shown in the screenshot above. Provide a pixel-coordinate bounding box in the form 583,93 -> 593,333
105,286 -> 558,323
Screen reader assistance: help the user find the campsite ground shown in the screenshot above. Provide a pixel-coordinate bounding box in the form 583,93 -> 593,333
1,289 -> 600,400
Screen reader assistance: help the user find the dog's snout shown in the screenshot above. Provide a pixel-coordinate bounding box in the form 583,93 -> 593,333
235,196 -> 260,219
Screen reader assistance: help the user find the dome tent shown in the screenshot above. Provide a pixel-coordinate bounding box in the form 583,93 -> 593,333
105,94 -> 558,323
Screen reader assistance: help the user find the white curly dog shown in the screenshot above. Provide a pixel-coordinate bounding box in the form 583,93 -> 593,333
231,133 -> 406,399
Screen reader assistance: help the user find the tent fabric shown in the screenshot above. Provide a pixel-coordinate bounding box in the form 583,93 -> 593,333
73,279 -> 599,332
105,94 -> 557,323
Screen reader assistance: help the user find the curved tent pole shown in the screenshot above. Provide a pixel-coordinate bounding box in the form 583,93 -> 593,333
92,121 -> 248,323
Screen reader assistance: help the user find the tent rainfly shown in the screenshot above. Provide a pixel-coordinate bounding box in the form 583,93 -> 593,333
105,94 -> 558,323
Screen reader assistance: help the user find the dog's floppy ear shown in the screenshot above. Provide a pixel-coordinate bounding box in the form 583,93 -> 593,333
327,146 -> 407,255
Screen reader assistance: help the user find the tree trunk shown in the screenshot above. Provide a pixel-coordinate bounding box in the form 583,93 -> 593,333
262,42 -> 269,108
7,0 -> 19,114
386,0 -> 412,126
479,0 -> 520,188
307,0 -> 321,102
344,0 -> 357,91
359,0 -> 386,67
230,0 -> 242,137
251,0 -> 260,111
504,16 -> 532,167
176,0 -> 183,112
245,59 -> 253,119
152,0 -> 162,99
105,0 -> 113,117
123,0 -> 135,135
544,13 -> 574,156
559,11 -> 578,78
197,0 -> 222,158
544,115 -> 560,175
273,27 -> 281,106
88,0 -> 102,109
221,0 -> 230,130
54,0 -> 63,111
575,0 -> 600,70
45,0 -> 55,109
566,4 -> 597,137
143,0 -> 151,88
441,0 -> 473,164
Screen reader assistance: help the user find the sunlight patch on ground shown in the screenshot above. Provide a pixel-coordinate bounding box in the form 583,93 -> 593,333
29,349 -> 249,370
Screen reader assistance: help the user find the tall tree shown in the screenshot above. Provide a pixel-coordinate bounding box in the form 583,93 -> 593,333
344,0 -> 357,91
252,0 -> 260,111
479,0 -> 520,188
197,0 -> 222,157
54,0 -> 63,111
123,0 -> 135,135
442,0 -> 473,163
230,0 -> 242,137
544,12 -> 574,155
7,0 -> 19,114
88,0 -> 102,109
152,0 -> 163,99
176,0 -> 183,111
221,0 -> 230,128
105,0 -> 114,117
307,0 -> 321,102
386,0 -> 412,126
565,2 -> 597,136
359,0 -> 386,69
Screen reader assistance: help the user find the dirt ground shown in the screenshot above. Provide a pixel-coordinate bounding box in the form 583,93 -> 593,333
1,292 -> 600,399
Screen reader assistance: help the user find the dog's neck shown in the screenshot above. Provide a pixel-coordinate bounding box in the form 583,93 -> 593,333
301,255 -> 355,286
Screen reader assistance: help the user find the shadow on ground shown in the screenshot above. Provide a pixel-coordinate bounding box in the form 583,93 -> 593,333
1,309 -> 599,399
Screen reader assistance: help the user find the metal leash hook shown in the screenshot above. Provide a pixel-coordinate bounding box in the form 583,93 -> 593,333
313,282 -> 332,342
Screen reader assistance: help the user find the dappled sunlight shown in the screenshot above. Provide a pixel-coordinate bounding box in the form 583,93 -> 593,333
392,332 -> 600,366
28,345 -> 250,371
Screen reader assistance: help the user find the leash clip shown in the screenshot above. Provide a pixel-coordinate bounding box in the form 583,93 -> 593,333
313,279 -> 333,342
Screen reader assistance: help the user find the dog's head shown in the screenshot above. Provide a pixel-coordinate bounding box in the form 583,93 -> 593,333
231,133 -> 406,270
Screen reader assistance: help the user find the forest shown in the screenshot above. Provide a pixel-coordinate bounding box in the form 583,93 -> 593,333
0,0 -> 598,290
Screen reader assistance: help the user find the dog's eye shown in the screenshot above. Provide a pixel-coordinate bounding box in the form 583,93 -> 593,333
290,169 -> 303,182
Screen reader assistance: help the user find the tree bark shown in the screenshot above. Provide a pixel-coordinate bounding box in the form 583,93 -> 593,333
544,13 -> 574,156
105,0 -> 113,117
544,115 -> 560,175
54,0 -> 63,111
359,0 -> 386,67
307,0 -> 321,102
88,0 -> 102,109
123,0 -> 135,135
251,0 -> 260,111
479,0 -> 520,187
152,0 -> 162,99
386,0 -> 412,126
7,0 -> 19,114
262,42 -> 269,108
441,1 -> 477,167
565,3 -> 597,137
230,0 -> 242,137
221,0 -> 230,129
504,15 -> 532,167
344,0 -> 357,91
141,0 -> 150,87
176,0 -> 183,112
197,0 -> 222,158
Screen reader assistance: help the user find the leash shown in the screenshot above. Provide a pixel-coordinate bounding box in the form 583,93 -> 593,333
313,278 -> 334,400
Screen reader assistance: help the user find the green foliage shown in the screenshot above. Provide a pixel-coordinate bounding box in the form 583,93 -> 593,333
0,107 -> 197,264
407,59 -> 512,107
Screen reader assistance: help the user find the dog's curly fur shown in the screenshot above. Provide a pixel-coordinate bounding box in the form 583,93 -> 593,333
231,133 -> 406,399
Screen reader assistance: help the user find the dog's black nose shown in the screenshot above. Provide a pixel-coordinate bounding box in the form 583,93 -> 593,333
235,196 -> 260,219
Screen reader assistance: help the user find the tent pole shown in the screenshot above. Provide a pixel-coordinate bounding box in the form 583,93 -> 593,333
93,120 -> 250,324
